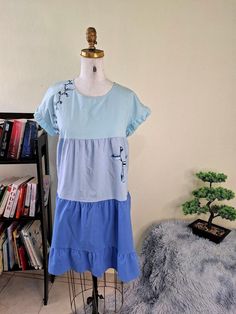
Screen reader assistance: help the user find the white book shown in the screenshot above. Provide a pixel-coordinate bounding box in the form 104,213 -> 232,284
21,222 -> 38,269
0,177 -> 20,215
26,220 -> 43,269
29,177 -> 38,217
2,238 -> 8,271
16,120 -> 26,159
4,175 -> 33,218
9,189 -> 20,218
24,181 -> 32,207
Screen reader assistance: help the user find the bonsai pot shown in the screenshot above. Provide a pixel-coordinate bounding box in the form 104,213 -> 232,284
188,219 -> 231,244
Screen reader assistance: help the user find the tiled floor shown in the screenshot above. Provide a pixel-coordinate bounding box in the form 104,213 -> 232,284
0,270 -> 118,314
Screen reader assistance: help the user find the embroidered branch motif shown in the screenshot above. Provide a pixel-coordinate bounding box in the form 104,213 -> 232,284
52,80 -> 74,134
55,80 -> 74,109
111,146 -> 128,182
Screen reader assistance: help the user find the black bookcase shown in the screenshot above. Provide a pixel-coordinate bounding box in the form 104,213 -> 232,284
0,112 -> 54,305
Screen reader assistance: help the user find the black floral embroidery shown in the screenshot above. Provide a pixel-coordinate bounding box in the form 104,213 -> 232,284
52,80 -> 73,134
111,146 -> 128,183
52,112 -> 59,134
55,80 -> 74,109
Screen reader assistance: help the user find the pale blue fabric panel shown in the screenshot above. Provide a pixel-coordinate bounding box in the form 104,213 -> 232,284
126,91 -> 151,137
33,80 -> 151,139
33,81 -> 65,137
56,137 -> 129,202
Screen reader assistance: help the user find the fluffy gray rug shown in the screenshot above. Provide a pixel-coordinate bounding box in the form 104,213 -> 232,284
121,220 -> 236,314
77,220 -> 236,314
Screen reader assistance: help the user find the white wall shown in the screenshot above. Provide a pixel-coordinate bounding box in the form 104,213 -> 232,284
0,1 -> 235,251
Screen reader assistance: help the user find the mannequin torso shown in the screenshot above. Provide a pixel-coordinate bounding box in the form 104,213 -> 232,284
73,56 -> 114,97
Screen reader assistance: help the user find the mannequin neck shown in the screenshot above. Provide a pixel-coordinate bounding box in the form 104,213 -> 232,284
73,56 -> 113,96
78,56 -> 106,82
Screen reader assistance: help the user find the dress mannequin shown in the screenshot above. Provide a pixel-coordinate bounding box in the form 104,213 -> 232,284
73,55 -> 114,97
35,27 -> 150,313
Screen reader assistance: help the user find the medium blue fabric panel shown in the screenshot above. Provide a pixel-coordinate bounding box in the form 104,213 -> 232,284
56,137 -> 129,202
48,192 -> 140,282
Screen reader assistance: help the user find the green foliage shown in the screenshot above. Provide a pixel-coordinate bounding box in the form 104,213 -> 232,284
182,171 -> 236,225
182,198 -> 208,215
196,171 -> 227,183
211,205 -> 236,221
192,187 -> 235,201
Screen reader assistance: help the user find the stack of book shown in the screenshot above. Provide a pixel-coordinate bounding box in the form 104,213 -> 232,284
0,220 -> 50,272
0,118 -> 41,160
0,175 -> 51,219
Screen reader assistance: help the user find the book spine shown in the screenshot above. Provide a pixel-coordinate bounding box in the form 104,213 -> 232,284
16,122 -> 26,159
0,187 -> 10,216
9,189 -> 20,218
7,120 -> 21,159
18,246 -> 28,271
23,183 -> 31,216
13,229 -> 21,268
26,234 -> 42,269
0,121 -> 13,159
7,225 -> 15,269
20,231 -> 33,268
3,185 -> 16,218
29,183 -> 37,217
15,184 -> 26,219
3,239 -> 8,271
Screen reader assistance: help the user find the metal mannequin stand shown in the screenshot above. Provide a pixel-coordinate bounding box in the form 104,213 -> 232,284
67,270 -> 124,313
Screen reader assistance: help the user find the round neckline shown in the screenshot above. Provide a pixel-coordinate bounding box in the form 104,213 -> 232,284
72,79 -> 116,99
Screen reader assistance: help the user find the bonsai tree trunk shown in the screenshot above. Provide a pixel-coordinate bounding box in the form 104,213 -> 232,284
207,200 -> 214,229
208,212 -> 214,229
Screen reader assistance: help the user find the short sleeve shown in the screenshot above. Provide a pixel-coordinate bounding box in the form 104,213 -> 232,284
33,86 -> 59,137
126,92 -> 151,137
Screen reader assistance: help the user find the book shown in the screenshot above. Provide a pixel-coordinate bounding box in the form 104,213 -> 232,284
18,245 -> 28,270
0,177 -> 20,216
0,224 -> 7,274
43,175 -> 51,206
20,120 -> 38,159
13,224 -> 22,268
22,180 -> 32,216
15,183 -> 27,219
29,177 -> 37,217
15,224 -> 30,270
4,175 -> 33,218
20,222 -> 38,269
20,225 -> 34,268
7,119 -> 26,159
2,237 -> 8,271
0,120 -> 13,159
7,221 -> 18,269
25,221 -> 43,269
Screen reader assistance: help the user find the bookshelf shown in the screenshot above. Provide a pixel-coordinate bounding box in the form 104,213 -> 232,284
0,112 -> 54,306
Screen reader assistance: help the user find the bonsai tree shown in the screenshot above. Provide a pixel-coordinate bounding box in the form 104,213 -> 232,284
182,171 -> 236,229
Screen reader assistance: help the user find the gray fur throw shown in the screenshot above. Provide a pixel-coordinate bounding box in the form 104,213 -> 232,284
121,220 -> 236,314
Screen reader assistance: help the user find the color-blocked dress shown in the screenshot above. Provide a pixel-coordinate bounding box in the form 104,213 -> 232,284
33,79 -> 151,282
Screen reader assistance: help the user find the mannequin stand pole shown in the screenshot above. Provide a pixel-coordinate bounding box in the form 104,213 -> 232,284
86,275 -> 104,314
67,270 -> 124,313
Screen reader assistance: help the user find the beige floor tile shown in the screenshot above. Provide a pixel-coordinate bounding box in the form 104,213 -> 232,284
0,274 -> 50,314
0,272 -> 14,293
38,279 -> 72,314
0,271 -> 119,314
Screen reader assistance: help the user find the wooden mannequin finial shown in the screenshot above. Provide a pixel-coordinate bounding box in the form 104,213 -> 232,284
80,27 -> 104,58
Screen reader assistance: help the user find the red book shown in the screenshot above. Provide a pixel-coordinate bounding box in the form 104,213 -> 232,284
7,120 -> 26,159
18,245 -> 28,270
15,184 -> 27,219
